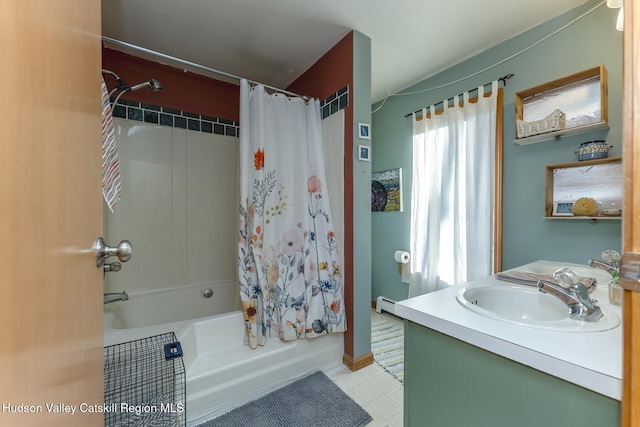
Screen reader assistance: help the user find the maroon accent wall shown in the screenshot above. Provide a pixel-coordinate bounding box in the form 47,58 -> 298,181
102,48 -> 240,121
288,32 -> 355,358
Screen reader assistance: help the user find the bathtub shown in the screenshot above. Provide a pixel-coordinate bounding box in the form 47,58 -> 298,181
103,282 -> 344,426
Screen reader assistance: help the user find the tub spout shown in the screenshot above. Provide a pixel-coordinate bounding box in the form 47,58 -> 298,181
104,291 -> 128,304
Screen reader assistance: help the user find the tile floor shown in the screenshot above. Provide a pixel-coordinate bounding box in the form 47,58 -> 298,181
330,309 -> 405,427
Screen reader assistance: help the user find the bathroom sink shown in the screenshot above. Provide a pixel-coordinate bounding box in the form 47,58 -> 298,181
456,284 -> 620,332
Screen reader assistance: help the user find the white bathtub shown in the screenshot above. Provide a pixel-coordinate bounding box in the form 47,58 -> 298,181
103,282 -> 344,426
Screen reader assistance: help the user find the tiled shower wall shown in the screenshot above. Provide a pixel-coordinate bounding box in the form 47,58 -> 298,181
103,118 -> 239,295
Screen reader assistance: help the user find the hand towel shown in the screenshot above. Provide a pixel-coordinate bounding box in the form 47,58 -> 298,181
101,77 -> 121,212
495,270 -> 597,293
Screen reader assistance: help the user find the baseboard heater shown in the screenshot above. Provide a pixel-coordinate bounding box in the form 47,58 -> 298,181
375,296 -> 396,315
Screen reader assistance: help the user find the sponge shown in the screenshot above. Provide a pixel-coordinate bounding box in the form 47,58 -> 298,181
572,197 -> 599,216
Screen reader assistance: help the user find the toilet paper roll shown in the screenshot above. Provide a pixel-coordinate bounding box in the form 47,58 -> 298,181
394,250 -> 411,264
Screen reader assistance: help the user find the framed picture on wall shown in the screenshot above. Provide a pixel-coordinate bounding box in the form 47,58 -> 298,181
358,123 -> 371,139
358,145 -> 370,161
371,168 -> 403,212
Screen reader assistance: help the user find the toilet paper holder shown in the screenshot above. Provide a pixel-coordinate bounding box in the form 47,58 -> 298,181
394,250 -> 411,283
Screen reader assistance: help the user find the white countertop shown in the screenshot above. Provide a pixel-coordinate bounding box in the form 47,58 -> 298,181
395,260 -> 623,400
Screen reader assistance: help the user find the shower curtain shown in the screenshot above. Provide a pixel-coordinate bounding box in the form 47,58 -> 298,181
238,80 -> 346,349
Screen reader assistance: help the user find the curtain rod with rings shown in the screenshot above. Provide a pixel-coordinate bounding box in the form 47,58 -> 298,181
403,73 -> 514,118
101,36 -> 309,100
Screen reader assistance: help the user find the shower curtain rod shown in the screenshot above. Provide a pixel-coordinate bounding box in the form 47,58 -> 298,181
403,74 -> 514,118
102,36 -> 309,100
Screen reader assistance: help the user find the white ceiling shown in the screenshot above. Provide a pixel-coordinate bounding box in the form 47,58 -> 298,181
102,0 -> 588,103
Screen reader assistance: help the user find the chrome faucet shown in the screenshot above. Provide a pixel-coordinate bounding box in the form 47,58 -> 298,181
587,259 -> 619,277
537,280 -> 603,322
104,291 -> 129,304
588,249 -> 621,277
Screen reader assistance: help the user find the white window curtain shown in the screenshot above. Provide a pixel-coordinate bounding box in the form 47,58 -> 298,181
409,81 -> 498,298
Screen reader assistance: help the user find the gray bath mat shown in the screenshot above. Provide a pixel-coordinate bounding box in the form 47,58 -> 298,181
197,371 -> 372,427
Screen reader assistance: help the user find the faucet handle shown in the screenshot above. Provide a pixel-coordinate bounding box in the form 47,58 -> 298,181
601,249 -> 621,264
553,268 -> 580,289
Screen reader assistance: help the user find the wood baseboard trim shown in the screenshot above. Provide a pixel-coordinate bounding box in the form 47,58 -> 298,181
343,352 -> 374,371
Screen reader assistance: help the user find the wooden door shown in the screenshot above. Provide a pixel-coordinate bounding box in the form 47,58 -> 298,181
622,1 -> 640,425
0,1 -> 104,426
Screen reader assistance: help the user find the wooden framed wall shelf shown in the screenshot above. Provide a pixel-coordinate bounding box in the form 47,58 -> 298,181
545,157 -> 622,220
515,65 -> 609,145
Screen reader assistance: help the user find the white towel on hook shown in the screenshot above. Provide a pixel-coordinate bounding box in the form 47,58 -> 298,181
101,77 -> 121,212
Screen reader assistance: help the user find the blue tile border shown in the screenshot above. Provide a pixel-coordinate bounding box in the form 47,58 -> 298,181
110,99 -> 240,137
109,85 -> 347,134
321,85 -> 349,120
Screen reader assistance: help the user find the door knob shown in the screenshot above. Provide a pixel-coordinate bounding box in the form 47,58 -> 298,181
95,237 -> 132,267
620,252 -> 640,292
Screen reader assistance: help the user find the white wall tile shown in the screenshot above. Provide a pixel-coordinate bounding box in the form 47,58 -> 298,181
105,119 -> 239,295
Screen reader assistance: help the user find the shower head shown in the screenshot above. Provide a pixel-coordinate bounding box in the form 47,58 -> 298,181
148,79 -> 162,92
112,78 -> 162,107
128,79 -> 162,92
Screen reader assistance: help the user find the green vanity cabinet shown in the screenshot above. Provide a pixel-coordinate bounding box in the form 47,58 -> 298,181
404,320 -> 620,427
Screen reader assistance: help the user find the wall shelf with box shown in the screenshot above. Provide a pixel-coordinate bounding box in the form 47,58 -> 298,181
515,65 -> 609,145
545,157 -> 622,220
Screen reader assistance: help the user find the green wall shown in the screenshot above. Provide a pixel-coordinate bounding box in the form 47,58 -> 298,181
353,31 -> 373,358
371,0 -> 623,303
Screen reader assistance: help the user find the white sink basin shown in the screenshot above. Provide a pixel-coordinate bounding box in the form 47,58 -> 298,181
456,284 -> 620,332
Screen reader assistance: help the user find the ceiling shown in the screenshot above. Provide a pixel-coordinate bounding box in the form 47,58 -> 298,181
102,0 -> 588,103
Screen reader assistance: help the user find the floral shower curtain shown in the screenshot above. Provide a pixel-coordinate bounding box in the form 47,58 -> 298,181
238,80 -> 346,349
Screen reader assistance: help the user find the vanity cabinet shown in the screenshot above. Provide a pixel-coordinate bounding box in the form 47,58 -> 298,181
514,65 -> 608,145
544,157 -> 622,219
403,321 -> 620,427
